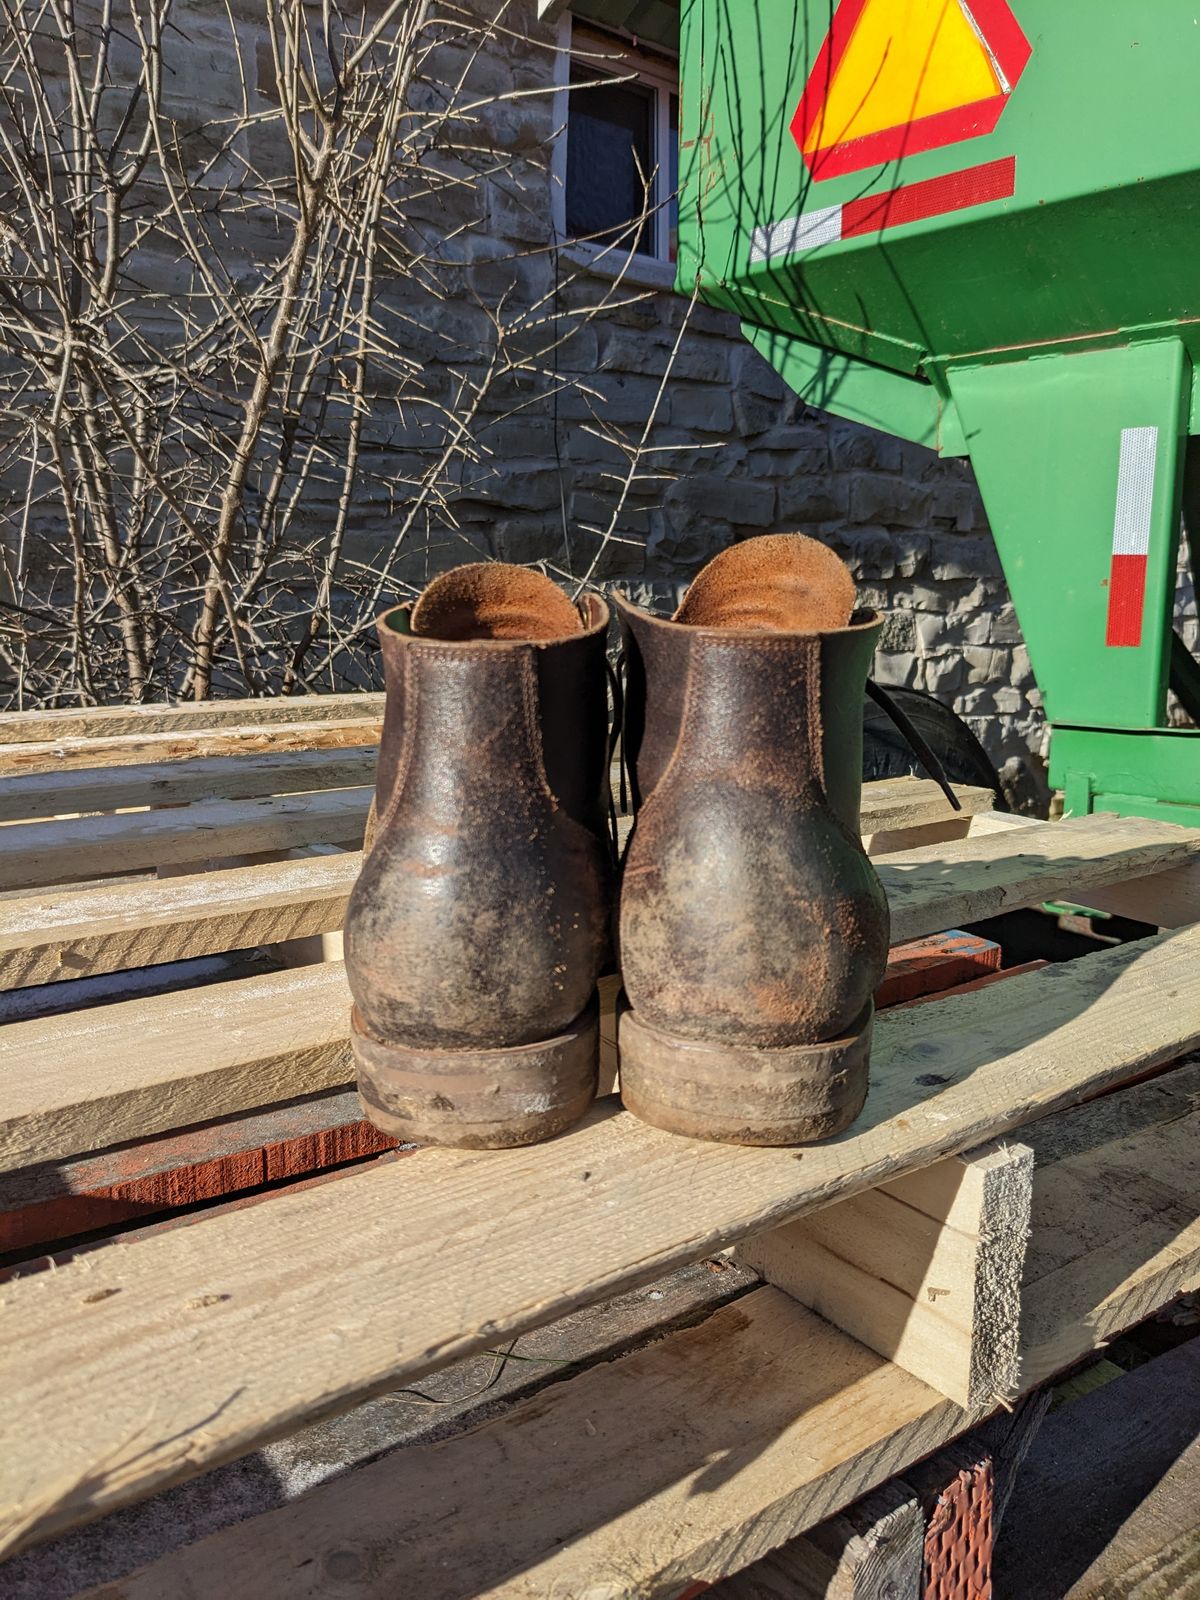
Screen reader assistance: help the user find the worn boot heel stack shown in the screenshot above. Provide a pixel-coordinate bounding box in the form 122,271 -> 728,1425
345,565 -> 612,1149
614,534 -> 889,1146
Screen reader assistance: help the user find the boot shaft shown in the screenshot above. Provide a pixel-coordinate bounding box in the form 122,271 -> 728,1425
346,575 -> 612,1054
615,560 -> 889,1052
373,601 -> 612,840
618,602 -> 879,835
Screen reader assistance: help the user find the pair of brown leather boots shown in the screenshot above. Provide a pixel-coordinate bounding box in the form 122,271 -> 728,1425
344,534 -> 890,1151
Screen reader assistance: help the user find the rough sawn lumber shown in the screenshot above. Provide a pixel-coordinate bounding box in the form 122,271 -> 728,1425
0,692 -> 383,744
0,787 -> 371,890
0,854 -> 357,990
4,812 -> 1196,1164
0,774 -> 986,894
74,1290 -> 962,1600
1,925 -> 1199,1550
3,819 -> 1198,1164
63,1057 -> 1198,1598
0,747 -> 378,823
712,1482 -> 925,1599
1018,1060 -> 1200,1387
738,1139 -> 1033,1407
0,720 -> 384,778
2,811 -> 1193,993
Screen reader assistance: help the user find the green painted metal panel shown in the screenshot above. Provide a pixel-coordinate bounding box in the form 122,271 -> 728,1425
741,324 -> 954,449
680,0 -> 1200,814
678,1 -> 1200,376
947,342 -> 1189,730
1052,728 -> 1200,824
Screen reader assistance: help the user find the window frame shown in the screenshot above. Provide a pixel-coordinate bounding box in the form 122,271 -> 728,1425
551,16 -> 680,282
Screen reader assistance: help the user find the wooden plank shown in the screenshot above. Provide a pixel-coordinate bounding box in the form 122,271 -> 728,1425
0,773 -> 975,897
65,1291 -> 967,1599
849,779 -> 994,837
0,1089 -> 399,1255
966,810 -> 1040,835
739,1059 -> 1200,1411
0,855 -> 357,989
4,811 -> 1193,995
0,748 -> 378,823
1,927 -> 1199,1546
1017,1061 -> 1200,1388
0,937 -> 1004,1253
965,806 -> 1200,928
0,788 -> 371,891
883,811 -> 1200,945
4,822 -> 1200,1156
0,962 -> 355,1172
713,1483 -> 924,1599
0,693 -> 383,745
737,1140 -> 1033,1407
1066,864 -> 1200,930
865,815 -> 975,856
0,720 -> 383,778
0,778 -> 998,987
616,777 -> 990,858
993,1339 -> 1200,1600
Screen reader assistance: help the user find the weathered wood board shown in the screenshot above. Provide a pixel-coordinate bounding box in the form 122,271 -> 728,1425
3,811 -> 1195,995
1,926 -> 1198,1550
70,1291 -> 966,1600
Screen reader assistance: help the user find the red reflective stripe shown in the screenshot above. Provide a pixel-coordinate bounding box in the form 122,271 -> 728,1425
790,0 -> 870,163
967,0 -> 1034,85
1106,554 -> 1149,648
840,155 -> 1016,238
792,0 -> 1032,179
803,96 -> 1009,179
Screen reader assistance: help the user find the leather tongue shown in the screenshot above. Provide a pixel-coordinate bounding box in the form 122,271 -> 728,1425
675,534 -> 857,631
411,563 -> 584,641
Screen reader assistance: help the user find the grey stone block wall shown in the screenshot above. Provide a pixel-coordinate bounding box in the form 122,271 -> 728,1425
33,0 -> 1179,807
370,1 -> 1052,808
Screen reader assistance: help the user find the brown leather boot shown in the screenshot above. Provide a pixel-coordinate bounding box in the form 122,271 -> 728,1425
614,535 -> 889,1145
345,564 -> 613,1148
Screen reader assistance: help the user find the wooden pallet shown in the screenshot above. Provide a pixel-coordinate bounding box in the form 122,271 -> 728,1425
0,716 -> 1198,1597
0,681 -> 988,890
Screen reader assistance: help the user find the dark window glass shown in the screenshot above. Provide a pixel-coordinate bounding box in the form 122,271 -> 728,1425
566,65 -> 654,255
668,91 -> 679,262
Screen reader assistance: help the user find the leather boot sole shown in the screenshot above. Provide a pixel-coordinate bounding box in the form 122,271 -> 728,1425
352,995 -> 599,1149
617,999 -> 873,1146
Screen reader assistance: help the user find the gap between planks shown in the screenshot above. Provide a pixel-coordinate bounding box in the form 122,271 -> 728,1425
1,925 -> 1199,1550
3,810 -> 1196,993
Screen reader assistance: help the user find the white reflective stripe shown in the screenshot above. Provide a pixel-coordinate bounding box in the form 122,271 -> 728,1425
1111,426 -> 1159,557
959,0 -> 1010,92
750,205 -> 843,264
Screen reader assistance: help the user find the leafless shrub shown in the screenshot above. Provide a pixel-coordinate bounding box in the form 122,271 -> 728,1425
0,1 -> 686,705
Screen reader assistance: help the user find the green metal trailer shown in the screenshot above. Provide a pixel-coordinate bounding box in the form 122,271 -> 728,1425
676,0 -> 1200,822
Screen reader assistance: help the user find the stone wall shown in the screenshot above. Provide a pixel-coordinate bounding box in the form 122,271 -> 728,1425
3,0 -> 1080,806
392,1 -> 1049,807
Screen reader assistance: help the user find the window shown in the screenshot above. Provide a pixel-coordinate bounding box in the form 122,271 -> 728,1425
561,25 -> 679,265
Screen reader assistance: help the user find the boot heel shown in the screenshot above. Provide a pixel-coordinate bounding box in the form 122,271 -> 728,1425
352,995 -> 599,1150
617,999 -> 872,1146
